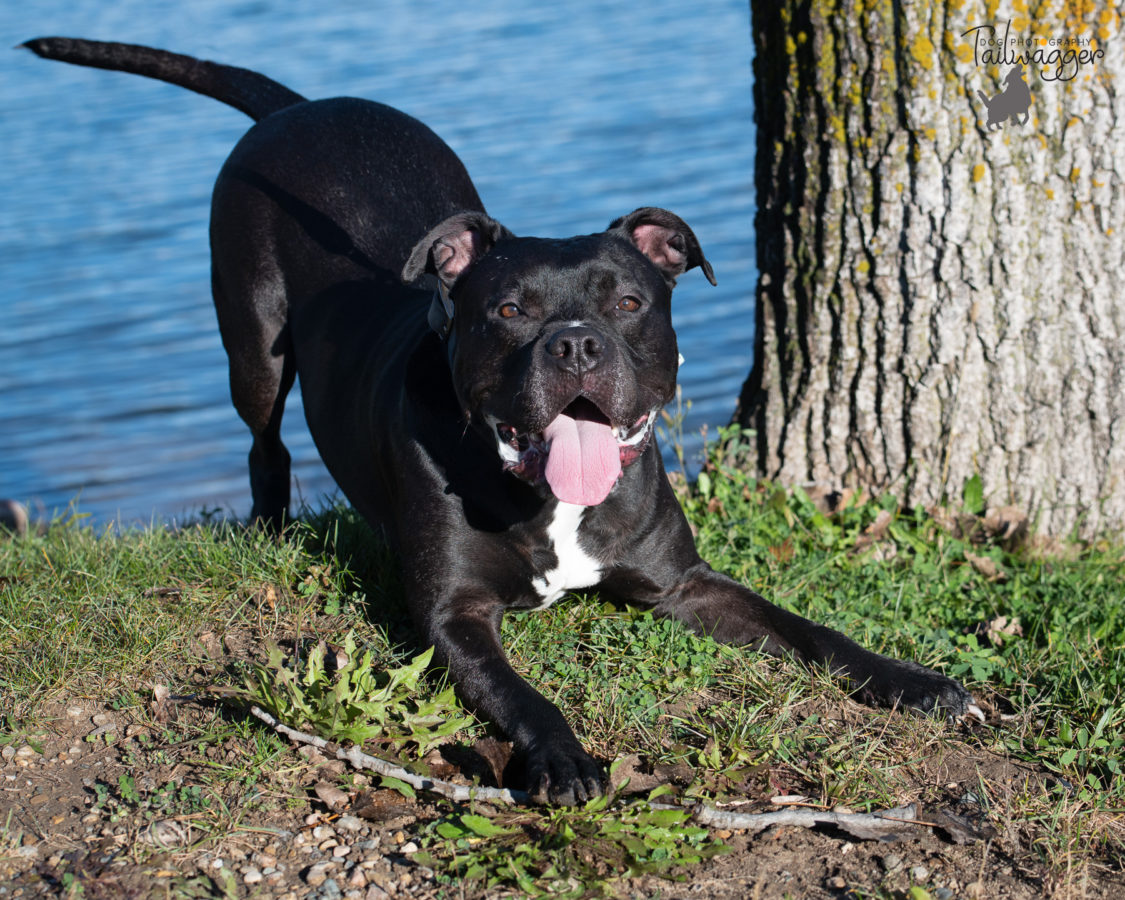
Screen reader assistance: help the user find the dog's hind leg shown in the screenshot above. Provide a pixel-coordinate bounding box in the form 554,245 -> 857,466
208,152 -> 308,529
211,267 -> 296,528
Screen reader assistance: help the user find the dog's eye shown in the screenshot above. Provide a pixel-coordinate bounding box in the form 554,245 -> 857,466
616,296 -> 641,313
497,302 -> 522,318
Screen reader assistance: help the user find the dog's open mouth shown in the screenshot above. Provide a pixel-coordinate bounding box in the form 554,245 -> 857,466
494,398 -> 658,506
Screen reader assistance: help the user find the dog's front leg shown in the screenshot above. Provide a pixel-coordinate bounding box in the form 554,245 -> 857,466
424,593 -> 604,805
638,563 -> 971,716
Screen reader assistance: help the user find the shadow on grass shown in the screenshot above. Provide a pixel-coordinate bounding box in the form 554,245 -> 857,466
294,502 -> 416,649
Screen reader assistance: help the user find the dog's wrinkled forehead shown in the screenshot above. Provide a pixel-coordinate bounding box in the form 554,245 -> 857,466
459,233 -> 668,307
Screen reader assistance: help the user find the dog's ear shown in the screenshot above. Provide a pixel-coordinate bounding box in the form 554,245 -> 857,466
402,211 -> 512,288
608,207 -> 717,287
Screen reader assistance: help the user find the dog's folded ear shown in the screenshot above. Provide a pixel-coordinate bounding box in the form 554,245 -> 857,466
402,211 -> 513,288
608,207 -> 717,287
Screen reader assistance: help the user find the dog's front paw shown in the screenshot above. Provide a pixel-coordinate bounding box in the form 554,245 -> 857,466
525,738 -> 605,806
856,658 -> 973,718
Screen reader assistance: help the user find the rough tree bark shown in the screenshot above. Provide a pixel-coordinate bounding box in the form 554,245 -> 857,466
736,1 -> 1125,538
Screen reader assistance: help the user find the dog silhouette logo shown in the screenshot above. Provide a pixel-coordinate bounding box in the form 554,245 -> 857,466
976,66 -> 1032,129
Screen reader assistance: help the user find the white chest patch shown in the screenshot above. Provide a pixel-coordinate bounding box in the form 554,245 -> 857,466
531,502 -> 602,609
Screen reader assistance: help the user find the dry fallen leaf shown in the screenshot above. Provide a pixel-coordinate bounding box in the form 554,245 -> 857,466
986,615 -> 1023,646
419,748 -> 459,781
351,789 -> 415,823
983,505 -> 1029,546
313,781 -> 350,810
194,631 -> 224,661
257,583 -> 279,609
150,683 -> 171,723
610,754 -> 668,795
298,745 -> 328,766
472,738 -> 513,787
965,551 -> 1006,581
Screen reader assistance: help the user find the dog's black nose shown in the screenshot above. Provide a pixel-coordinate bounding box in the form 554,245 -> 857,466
545,325 -> 605,375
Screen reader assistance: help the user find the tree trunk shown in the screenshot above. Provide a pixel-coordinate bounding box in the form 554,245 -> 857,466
737,1 -> 1125,538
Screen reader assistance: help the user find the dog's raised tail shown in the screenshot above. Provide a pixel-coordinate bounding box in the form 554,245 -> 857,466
21,37 -> 306,122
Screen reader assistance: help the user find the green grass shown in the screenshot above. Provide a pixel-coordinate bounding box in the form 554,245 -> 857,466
1,428 -> 1123,896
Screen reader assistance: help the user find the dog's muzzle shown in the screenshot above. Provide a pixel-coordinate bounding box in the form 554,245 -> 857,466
490,400 -> 658,506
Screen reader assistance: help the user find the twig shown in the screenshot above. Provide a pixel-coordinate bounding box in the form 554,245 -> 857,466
659,800 -> 918,837
250,706 -> 530,804
252,705 -> 923,839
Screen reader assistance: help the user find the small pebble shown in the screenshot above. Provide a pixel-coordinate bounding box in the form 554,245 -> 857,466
333,844 -> 350,858
243,868 -> 262,885
911,865 -> 930,881
336,815 -> 364,833
91,713 -> 110,727
347,869 -> 367,889
0,747 -> 14,762
313,825 -> 335,841
826,876 -> 846,889
882,853 -> 903,872
254,852 -> 278,868
15,746 -> 39,760
933,890 -> 955,900
355,839 -> 379,852
319,878 -> 342,899
306,860 -> 335,887
320,839 -> 339,851
399,842 -> 418,855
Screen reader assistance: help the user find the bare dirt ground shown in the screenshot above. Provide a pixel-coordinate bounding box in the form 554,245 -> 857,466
3,692 -> 1122,900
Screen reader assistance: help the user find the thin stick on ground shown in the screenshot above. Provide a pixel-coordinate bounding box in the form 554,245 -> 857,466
251,705 -> 925,839
673,800 -> 919,837
250,706 -> 530,804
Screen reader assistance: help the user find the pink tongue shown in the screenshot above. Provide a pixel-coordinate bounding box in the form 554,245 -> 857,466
543,413 -> 622,505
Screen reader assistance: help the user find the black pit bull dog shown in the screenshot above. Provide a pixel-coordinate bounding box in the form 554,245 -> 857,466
25,38 -> 972,804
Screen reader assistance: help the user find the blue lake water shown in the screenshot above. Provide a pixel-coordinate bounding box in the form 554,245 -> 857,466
0,0 -> 756,527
